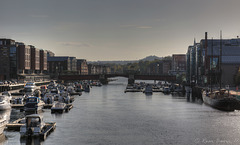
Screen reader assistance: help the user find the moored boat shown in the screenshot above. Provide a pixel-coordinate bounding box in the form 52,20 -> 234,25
202,89 -> 240,111
0,95 -> 11,110
0,110 -> 11,135
51,102 -> 67,113
143,84 -> 153,94
24,97 -> 45,113
20,114 -> 45,137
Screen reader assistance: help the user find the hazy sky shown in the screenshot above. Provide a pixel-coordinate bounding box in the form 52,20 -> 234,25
1,0 -> 240,61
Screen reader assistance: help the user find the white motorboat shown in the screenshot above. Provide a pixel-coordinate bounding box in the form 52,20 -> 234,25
24,97 -> 45,113
0,110 -> 11,135
51,102 -> 67,113
59,91 -> 71,104
43,93 -> 55,104
20,114 -> 45,137
0,95 -> 11,110
49,88 -> 60,101
1,91 -> 12,103
24,82 -> 36,90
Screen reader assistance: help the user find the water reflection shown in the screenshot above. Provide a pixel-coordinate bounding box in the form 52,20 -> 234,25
20,137 -> 43,145
0,109 -> 11,144
0,134 -> 6,144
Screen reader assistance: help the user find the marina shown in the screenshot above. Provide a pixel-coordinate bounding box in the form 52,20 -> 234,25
1,78 -> 240,144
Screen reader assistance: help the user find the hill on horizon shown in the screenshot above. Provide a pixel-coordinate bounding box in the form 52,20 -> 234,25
88,55 -> 162,65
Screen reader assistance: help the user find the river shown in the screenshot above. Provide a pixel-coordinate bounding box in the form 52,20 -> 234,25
3,77 -> 240,145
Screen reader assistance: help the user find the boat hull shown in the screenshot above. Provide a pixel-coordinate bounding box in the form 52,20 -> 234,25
202,93 -> 240,111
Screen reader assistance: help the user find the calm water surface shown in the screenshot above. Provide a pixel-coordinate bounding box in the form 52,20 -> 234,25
3,77 -> 240,145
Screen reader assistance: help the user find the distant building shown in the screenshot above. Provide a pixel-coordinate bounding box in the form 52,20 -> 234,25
88,64 -> 111,75
48,56 -> 77,77
69,57 -> 77,72
162,59 -> 172,74
77,59 -> 88,75
170,54 -> 186,76
172,54 -> 186,71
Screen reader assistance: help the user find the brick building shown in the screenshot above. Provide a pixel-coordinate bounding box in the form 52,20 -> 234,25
77,59 -> 88,75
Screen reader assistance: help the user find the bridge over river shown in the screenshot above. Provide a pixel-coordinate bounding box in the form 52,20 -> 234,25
58,74 -> 176,84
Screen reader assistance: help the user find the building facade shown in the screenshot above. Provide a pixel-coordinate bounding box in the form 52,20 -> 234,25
187,32 -> 240,87
30,46 -> 40,73
77,59 -> 88,75
40,49 -> 48,73
0,39 -> 15,80
17,43 -> 31,74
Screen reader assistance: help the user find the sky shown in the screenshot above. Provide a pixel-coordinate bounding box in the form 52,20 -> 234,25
1,0 -> 240,61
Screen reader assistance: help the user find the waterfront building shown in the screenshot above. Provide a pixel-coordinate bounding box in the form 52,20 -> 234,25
77,59 -> 88,75
17,43 -> 31,75
69,57 -> 77,72
200,38 -> 240,87
30,45 -> 40,74
48,56 -> 77,77
40,49 -> 47,74
187,32 -> 240,87
170,54 -> 186,76
0,39 -> 16,80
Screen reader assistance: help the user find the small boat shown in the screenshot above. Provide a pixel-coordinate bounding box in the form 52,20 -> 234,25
24,82 -> 36,95
1,91 -> 12,102
163,86 -> 171,94
0,95 -> 11,110
12,97 -> 24,104
24,97 -> 45,113
83,84 -> 91,92
59,91 -> 71,104
143,84 -> 153,94
20,114 -> 45,137
51,102 -> 67,113
43,93 -> 55,104
75,84 -> 83,92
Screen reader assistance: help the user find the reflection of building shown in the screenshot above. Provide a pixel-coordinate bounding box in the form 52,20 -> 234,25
77,59 -> 88,75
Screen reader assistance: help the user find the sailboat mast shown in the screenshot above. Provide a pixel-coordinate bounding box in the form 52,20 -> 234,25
211,37 -> 213,92
219,31 -> 222,89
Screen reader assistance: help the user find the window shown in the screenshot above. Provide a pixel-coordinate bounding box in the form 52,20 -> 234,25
10,47 -> 16,53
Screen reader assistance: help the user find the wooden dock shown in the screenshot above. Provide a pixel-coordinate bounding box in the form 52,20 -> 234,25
40,122 -> 56,140
12,103 -> 73,110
